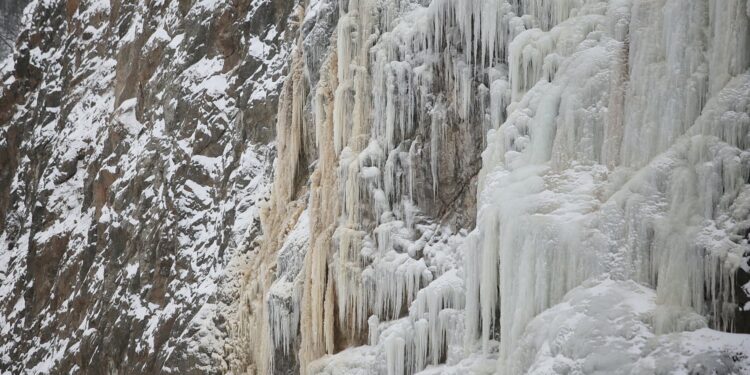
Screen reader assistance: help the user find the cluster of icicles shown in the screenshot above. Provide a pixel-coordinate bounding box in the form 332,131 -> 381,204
243,0 -> 750,374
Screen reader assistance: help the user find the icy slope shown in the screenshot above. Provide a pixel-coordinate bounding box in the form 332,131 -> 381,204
240,0 -> 750,374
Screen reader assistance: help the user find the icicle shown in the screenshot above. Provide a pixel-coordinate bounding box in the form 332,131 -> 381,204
385,336 -> 406,375
368,315 -> 380,346
413,319 -> 429,370
463,232 -> 482,351
479,210 -> 499,352
430,103 -> 446,196
300,35 -> 341,374
489,76 -> 509,131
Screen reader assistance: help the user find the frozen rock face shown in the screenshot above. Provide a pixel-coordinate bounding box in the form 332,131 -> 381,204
239,0 -> 750,374
0,0 -> 295,373
2,0 -> 750,374
0,0 -> 29,59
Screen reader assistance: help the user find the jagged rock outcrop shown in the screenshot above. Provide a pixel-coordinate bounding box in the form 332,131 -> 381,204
0,0 -> 29,59
0,0 -> 295,373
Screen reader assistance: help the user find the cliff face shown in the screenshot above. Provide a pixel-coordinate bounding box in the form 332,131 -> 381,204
2,0 -> 750,375
0,0 -> 294,373
0,0 -> 29,59
237,0 -> 750,374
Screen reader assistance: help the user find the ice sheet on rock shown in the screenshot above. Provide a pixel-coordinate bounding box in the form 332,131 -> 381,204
508,278 -> 750,375
247,0 -> 750,373
268,210 -> 310,357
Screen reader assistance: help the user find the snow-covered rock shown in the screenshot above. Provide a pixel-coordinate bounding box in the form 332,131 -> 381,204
2,0 -> 750,374
0,0 -> 295,373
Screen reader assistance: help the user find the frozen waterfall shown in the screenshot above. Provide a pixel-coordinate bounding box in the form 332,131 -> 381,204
236,0 -> 750,374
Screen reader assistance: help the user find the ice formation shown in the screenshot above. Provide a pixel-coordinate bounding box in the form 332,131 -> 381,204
4,0 -> 745,372
236,0 -> 750,373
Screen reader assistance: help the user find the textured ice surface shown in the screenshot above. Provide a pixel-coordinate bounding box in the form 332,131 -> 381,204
288,0 -> 750,373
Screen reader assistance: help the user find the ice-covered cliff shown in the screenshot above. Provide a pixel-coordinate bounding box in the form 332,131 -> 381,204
1,0 -> 750,374
236,0 -> 750,374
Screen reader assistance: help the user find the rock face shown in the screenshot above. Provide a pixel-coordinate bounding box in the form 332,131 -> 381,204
0,0 -> 29,59
2,0 -> 750,375
0,0 -> 294,373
